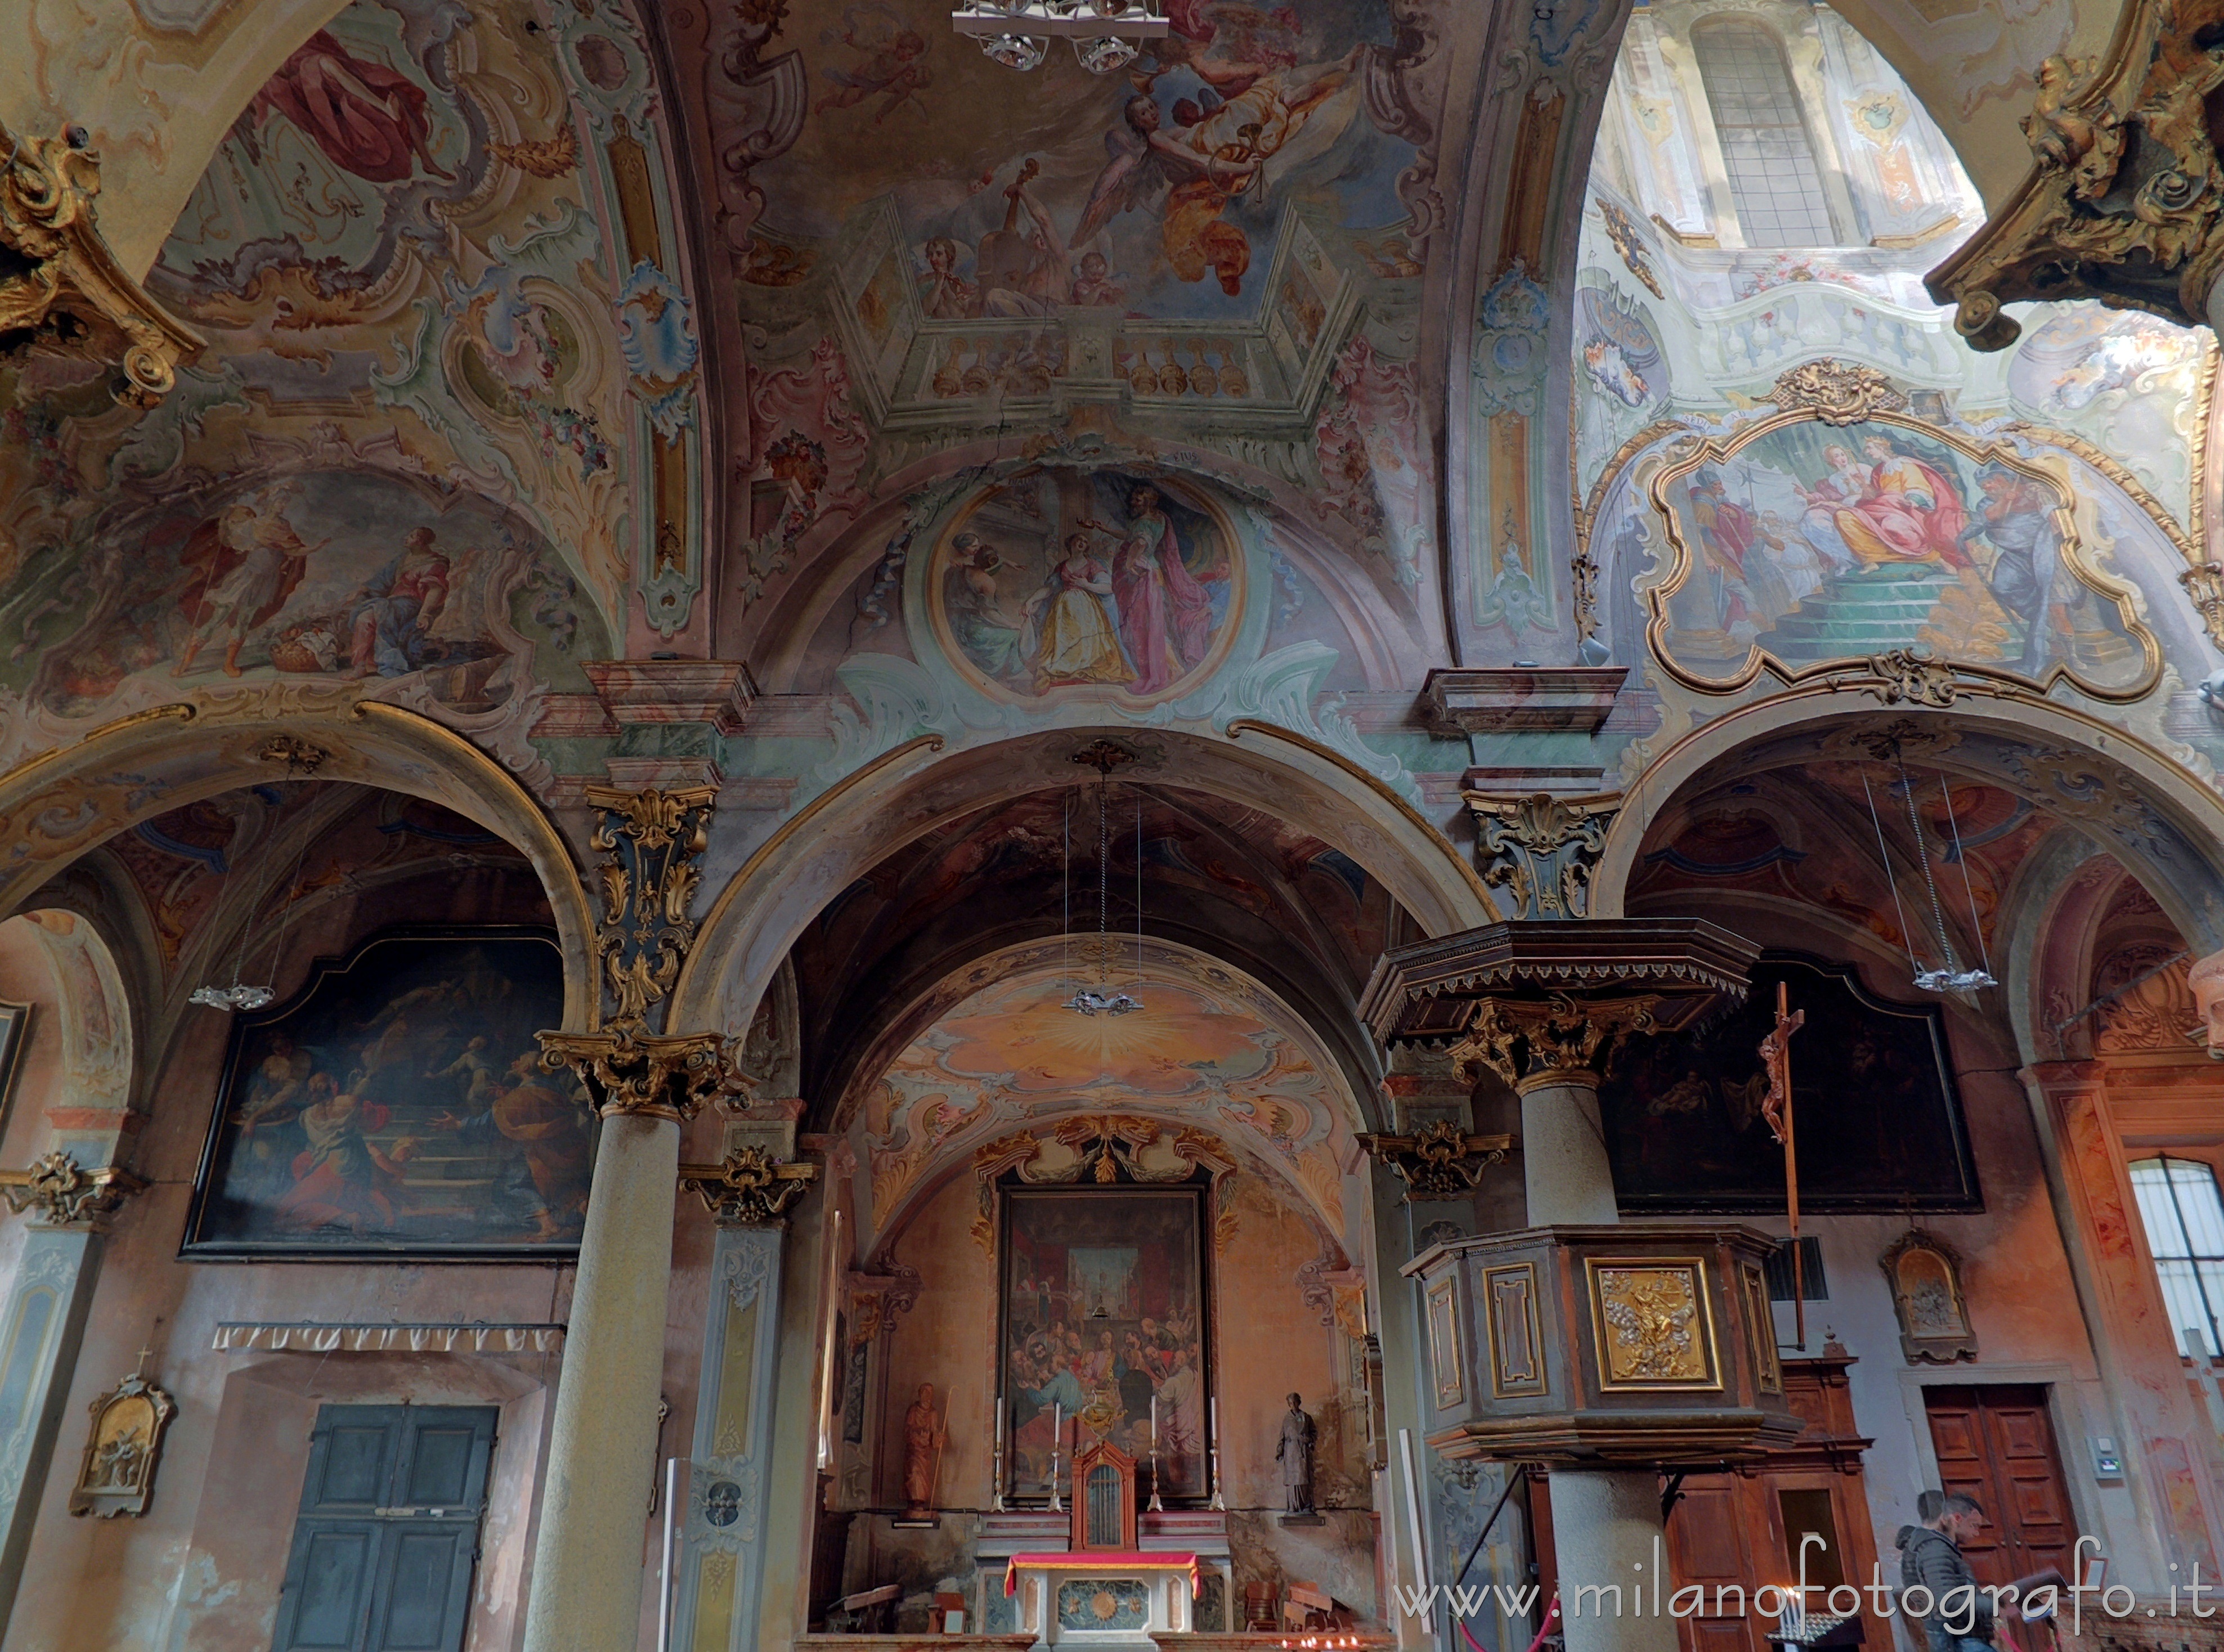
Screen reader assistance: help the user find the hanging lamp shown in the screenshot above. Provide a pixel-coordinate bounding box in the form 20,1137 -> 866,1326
1063,741 -> 1142,1017
1858,751 -> 1997,995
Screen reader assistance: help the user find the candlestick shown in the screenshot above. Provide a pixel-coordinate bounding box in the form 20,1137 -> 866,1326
1207,1396 -> 1225,1511
1147,1395 -> 1164,1512
1048,1402 -> 1065,1512
992,1394 -> 1007,1512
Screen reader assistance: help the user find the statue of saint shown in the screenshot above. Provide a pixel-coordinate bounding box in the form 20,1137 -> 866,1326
903,1383 -> 945,1515
1276,1391 -> 1317,1515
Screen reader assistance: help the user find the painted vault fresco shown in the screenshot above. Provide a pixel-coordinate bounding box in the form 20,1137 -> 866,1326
1645,412 -> 2158,697
756,1 -> 1416,322
182,931 -> 586,1258
857,950 -> 1352,1250
12,469 -> 597,716
930,470 -> 1242,700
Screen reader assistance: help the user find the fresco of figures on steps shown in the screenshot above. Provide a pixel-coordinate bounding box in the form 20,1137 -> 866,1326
1650,417 -> 2153,694
182,931 -> 584,1258
753,0 -> 1418,322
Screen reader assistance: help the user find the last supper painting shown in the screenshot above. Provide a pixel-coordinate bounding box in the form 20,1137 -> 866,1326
1000,1187 -> 1210,1500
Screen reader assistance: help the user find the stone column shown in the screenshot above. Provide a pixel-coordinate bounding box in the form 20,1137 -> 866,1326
1548,1471 -> 1681,1652
0,1152 -> 144,1635
669,1129 -> 817,1652
2024,1059 -> 2224,1585
523,1112 -> 684,1652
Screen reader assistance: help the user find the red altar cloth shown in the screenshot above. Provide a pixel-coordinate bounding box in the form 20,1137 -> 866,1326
1003,1552 -> 1200,1598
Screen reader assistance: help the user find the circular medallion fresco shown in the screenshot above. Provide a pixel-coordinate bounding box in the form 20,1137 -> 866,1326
926,469 -> 1245,704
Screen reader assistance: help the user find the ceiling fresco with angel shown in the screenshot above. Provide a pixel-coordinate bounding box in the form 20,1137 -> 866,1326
749,0 -> 1419,324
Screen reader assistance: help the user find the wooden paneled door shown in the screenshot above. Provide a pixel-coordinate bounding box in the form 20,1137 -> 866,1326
1923,1386 -> 2077,1587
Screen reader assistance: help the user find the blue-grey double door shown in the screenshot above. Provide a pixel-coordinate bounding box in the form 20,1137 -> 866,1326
272,1404 -> 497,1652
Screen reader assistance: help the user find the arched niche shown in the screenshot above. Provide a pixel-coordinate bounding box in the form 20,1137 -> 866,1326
675,724 -> 1490,1039
1593,694 -> 2224,955
0,702 -> 597,1029
0,910 -> 134,1170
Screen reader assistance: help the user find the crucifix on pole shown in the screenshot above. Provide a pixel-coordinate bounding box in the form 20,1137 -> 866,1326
1757,980 -> 1806,1351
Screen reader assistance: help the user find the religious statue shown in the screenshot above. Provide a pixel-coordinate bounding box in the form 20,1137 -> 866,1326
1275,1391 -> 1317,1515
903,1382 -> 947,1516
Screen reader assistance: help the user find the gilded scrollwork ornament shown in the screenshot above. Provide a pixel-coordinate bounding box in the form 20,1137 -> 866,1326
1452,993 -> 1662,1092
2181,562 -> 2224,652
0,122 -> 204,406
1467,792 -> 1621,920
1765,360 -> 1908,425
0,1150 -> 148,1227
1357,1120 -> 1515,1202
1926,11 -> 2224,345
677,1146 -> 819,1227
585,784 -> 716,1026
1863,649 -> 1960,708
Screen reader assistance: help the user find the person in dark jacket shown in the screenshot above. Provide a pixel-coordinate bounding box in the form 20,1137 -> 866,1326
1898,1492 -> 1994,1652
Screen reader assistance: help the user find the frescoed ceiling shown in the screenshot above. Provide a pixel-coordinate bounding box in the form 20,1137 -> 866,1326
848,939 -> 1362,1252
791,783 -> 1409,1119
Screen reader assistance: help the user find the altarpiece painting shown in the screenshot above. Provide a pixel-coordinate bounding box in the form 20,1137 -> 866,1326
182,930 -> 585,1259
1599,954 -> 1980,1213
1000,1186 -> 1210,1500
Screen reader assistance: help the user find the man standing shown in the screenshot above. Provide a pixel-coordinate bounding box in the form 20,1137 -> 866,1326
1898,1492 -> 1993,1652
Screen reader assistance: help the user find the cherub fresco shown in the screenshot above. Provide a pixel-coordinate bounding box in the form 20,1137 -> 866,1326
758,0 -> 1416,324
931,471 -> 1239,699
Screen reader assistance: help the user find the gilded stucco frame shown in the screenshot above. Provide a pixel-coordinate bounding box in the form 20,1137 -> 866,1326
1582,1255 -> 1724,1393
1640,408 -> 2163,702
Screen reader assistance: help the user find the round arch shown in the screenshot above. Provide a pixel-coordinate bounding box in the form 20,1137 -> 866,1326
671,722 -> 1493,1034
846,937 -> 1370,1265
1593,691 -> 2224,956
0,701 -> 598,1029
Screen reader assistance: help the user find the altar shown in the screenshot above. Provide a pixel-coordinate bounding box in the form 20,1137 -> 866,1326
1002,1552 -> 1199,1646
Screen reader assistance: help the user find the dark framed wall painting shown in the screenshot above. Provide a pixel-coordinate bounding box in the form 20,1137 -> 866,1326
998,1184 -> 1211,1501
1599,953 -> 1981,1213
181,928 -> 586,1259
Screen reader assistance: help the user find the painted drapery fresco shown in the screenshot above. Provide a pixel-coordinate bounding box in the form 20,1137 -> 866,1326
1648,415 -> 2152,694
1001,1187 -> 1208,1498
759,0 -> 1417,322
1599,956 -> 1980,1212
183,931 -> 586,1257
930,470 -> 1241,699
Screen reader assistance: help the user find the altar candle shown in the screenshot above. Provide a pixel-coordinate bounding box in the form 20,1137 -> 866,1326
1210,1396 -> 1219,1439
1053,1400 -> 1061,1446
1151,1394 -> 1158,1444
996,1396 -> 1005,1446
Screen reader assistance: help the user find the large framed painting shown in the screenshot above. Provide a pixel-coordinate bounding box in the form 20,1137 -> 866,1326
1599,954 -> 1981,1214
999,1186 -> 1210,1501
181,928 -> 586,1260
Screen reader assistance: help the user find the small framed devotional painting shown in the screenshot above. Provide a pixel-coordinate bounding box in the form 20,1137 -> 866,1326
181,928 -> 585,1260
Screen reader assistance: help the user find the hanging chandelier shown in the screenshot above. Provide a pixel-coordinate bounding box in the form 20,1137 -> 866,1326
1063,740 -> 1144,1017
1858,752 -> 1998,996
951,0 -> 1169,74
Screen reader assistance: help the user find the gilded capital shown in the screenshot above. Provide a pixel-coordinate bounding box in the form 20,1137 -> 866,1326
678,1146 -> 818,1227
1467,792 -> 1621,921
1357,1121 -> 1515,1202
1452,994 -> 1662,1093
539,1022 -> 735,1122
0,122 -> 204,406
1,1150 -> 149,1227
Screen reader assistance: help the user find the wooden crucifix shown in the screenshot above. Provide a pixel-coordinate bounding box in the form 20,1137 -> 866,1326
1757,980 -> 1806,1350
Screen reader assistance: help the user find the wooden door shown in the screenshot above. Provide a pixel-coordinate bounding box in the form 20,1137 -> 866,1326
1924,1386 -> 2077,1586
272,1405 -> 496,1652
1666,1475 -> 1772,1652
